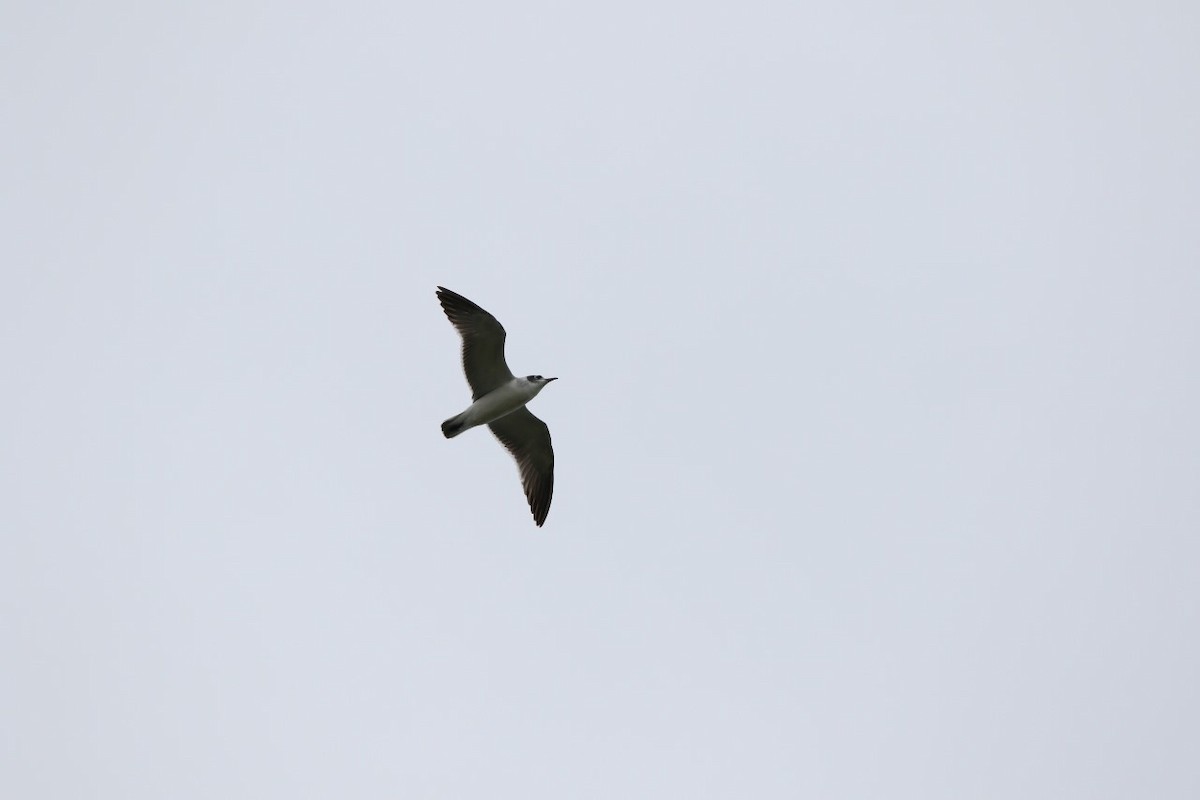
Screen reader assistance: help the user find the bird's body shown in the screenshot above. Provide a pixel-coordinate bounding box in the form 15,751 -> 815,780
441,376 -> 552,438
436,287 -> 557,527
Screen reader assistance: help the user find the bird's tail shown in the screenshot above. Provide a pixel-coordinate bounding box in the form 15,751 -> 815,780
441,412 -> 468,439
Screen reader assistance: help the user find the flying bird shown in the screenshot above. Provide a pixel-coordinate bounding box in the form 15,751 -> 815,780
436,286 -> 557,527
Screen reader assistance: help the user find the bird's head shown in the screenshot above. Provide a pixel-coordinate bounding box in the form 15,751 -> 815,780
525,374 -> 558,390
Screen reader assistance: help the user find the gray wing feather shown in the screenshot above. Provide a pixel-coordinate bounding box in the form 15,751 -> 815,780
436,287 -> 514,399
488,408 -> 554,527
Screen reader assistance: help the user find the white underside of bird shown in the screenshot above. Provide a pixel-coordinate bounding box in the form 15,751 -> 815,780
441,376 -> 553,439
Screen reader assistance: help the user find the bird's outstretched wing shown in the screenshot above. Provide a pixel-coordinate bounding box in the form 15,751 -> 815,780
488,408 -> 554,527
436,287 -> 514,399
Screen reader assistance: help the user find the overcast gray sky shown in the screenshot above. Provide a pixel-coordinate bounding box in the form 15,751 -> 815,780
3,2 -> 1199,798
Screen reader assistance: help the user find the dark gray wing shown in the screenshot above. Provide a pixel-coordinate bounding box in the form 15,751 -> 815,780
488,407 -> 554,527
436,287 -> 514,399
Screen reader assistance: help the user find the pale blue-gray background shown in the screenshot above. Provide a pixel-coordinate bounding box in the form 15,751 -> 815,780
3,2 -> 1198,797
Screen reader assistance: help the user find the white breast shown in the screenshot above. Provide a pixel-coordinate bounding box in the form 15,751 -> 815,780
464,378 -> 542,427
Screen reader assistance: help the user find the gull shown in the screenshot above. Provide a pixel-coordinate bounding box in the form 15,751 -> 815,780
436,286 -> 557,527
